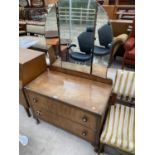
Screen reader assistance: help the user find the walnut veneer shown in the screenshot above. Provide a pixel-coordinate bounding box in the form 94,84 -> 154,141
24,70 -> 112,148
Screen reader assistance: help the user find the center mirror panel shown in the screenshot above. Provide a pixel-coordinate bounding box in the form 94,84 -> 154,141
57,0 -> 97,74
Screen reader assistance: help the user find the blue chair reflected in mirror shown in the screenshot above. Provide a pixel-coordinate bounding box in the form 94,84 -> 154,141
94,22 -> 113,56
68,28 -> 94,63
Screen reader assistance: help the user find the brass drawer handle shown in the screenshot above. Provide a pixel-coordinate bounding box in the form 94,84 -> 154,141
36,111 -> 41,116
82,131 -> 87,137
82,116 -> 88,122
33,97 -> 38,103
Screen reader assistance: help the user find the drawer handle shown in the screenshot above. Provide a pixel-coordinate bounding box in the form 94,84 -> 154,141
82,131 -> 87,137
36,111 -> 41,116
33,97 -> 38,103
82,116 -> 88,122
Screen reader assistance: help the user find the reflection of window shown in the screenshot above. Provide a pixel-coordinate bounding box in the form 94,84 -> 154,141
59,7 -> 95,24
58,0 -> 96,40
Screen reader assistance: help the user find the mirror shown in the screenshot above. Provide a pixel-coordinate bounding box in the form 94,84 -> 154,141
55,1 -> 113,77
92,4 -> 113,78
45,4 -> 61,67
57,0 -> 97,74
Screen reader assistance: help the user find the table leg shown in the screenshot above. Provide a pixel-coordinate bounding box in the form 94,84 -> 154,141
24,107 -> 31,117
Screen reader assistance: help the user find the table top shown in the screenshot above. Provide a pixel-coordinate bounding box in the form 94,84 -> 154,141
92,63 -> 107,78
46,37 -> 59,46
25,70 -> 112,115
19,37 -> 39,48
19,47 -> 45,65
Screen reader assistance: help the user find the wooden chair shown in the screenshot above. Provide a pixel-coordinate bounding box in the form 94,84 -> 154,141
99,69 -> 135,155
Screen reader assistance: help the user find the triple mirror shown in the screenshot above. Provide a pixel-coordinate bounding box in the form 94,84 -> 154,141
55,0 -> 113,77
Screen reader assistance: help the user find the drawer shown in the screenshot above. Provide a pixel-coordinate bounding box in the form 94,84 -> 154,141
27,91 -> 98,131
33,108 -> 96,143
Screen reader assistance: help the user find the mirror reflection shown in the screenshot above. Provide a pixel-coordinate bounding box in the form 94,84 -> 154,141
92,4 -> 113,78
45,4 -> 61,67
57,0 -> 97,73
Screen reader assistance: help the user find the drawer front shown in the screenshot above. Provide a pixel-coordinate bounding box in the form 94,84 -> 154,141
33,108 -> 96,143
27,91 -> 98,131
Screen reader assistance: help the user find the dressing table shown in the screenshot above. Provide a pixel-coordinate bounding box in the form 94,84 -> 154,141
20,0 -> 114,151
20,44 -> 112,149
24,66 -> 112,149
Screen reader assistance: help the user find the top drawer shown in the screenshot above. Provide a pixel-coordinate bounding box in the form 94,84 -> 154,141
27,90 -> 98,131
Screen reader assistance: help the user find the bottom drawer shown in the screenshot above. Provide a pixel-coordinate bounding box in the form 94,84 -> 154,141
34,109 -> 96,143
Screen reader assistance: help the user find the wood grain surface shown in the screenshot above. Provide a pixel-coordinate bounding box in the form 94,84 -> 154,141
25,70 -> 112,115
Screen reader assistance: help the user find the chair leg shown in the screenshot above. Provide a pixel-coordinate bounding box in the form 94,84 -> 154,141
98,143 -> 104,154
122,61 -> 125,69
108,52 -> 114,67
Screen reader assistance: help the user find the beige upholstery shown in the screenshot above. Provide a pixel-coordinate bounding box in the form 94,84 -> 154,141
112,34 -> 128,57
26,24 -> 45,35
109,34 -> 128,66
100,70 -> 135,154
113,34 -> 128,43
113,69 -> 135,99
100,104 -> 135,154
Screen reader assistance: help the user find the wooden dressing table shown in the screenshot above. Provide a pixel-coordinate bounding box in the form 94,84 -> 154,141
24,66 -> 112,149
19,1 -> 113,150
